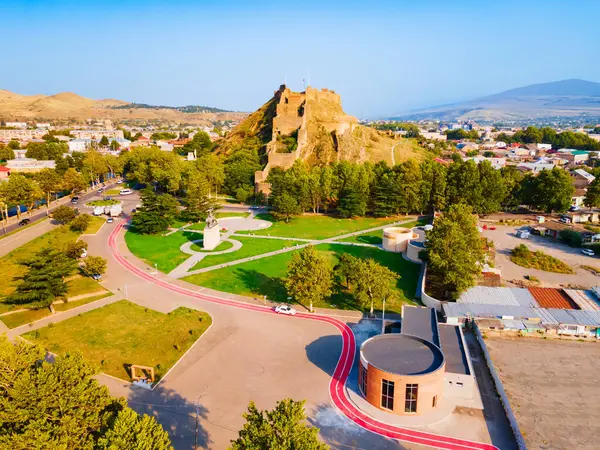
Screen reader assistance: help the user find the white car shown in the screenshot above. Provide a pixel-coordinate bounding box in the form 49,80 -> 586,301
582,248 -> 595,257
274,305 -> 297,316
80,249 -> 88,258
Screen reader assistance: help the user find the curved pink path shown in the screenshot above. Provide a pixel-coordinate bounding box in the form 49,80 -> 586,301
109,221 -> 499,450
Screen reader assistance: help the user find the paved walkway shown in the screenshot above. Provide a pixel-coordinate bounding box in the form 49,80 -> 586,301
0,218 -> 56,258
177,218 -> 417,278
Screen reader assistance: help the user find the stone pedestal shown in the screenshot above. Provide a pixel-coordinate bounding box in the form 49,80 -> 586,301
203,225 -> 220,250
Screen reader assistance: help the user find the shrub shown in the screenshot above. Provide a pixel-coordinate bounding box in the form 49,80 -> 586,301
66,240 -> 88,259
69,214 -> 91,232
559,229 -> 582,248
52,205 -> 77,224
510,244 -> 574,274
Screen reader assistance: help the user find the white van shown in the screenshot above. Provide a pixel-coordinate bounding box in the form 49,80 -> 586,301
119,189 -> 132,195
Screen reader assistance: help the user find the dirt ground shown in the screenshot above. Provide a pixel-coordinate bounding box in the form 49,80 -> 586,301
486,336 -> 600,450
481,225 -> 599,288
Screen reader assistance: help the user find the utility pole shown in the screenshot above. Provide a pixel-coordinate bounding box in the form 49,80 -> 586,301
381,297 -> 386,335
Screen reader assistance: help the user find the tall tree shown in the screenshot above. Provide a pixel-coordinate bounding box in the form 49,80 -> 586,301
425,204 -> 484,299
229,399 -> 328,450
478,160 -> 506,214
584,177 -> 600,210
62,167 -> 87,195
285,246 -> 333,313
182,166 -> 214,222
83,149 -> 108,186
52,205 -> 77,224
353,258 -> 397,315
132,189 -> 179,234
34,168 -> 62,216
0,336 -> 173,449
7,248 -> 76,312
530,167 -> 574,213
273,192 -> 301,223
99,135 -> 109,146
0,174 -> 41,219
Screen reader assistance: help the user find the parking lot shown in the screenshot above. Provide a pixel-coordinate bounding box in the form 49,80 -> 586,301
486,336 -> 600,450
482,225 -> 599,288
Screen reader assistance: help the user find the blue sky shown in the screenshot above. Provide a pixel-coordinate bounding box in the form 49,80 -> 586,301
1,0 -> 599,117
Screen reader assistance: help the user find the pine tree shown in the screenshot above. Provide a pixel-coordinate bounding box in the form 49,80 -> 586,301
132,189 -> 179,234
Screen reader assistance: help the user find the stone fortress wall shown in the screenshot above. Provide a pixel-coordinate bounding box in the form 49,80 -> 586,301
255,85 -> 359,194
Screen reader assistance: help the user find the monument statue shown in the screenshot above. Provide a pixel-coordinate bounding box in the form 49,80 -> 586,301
203,208 -> 220,250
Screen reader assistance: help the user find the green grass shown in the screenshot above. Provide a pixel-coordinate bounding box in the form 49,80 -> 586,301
183,243 -> 420,313
581,265 -> 600,276
0,293 -> 112,329
0,217 -> 48,241
170,219 -> 190,229
66,275 -> 108,298
510,244 -> 574,274
338,218 -> 429,245
87,199 -> 119,207
216,212 -> 248,219
190,240 -> 234,253
83,215 -> 106,235
237,213 -> 405,240
0,217 -> 105,301
124,229 -> 200,273
23,300 -> 212,381
188,236 -> 300,271
104,189 -> 121,196
187,223 -> 206,231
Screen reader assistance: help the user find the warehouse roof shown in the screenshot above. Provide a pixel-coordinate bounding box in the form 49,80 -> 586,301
528,287 -> 579,310
438,324 -> 470,375
457,286 -> 538,307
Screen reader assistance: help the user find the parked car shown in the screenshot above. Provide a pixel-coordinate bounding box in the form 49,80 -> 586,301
131,208 -> 136,213
116,179 -> 123,184
119,189 -> 132,195
559,217 -> 571,223
582,248 -> 595,257
80,249 -> 88,258
98,187 -> 104,193
107,217 -> 114,223
274,305 -> 297,316
71,196 -> 79,204
18,218 -> 30,226
570,206 -> 581,212
91,274 -> 102,280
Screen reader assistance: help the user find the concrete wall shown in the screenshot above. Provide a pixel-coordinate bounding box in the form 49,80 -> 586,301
382,227 -> 415,253
474,326 -> 527,450
420,265 -> 444,312
361,360 -> 446,416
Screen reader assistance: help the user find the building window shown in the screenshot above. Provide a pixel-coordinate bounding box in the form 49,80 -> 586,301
432,395 -> 437,408
405,384 -> 418,413
359,363 -> 367,396
381,379 -> 394,410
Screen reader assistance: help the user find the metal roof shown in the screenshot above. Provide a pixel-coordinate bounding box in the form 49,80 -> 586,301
457,286 -> 538,307
438,324 -> 470,375
402,305 -> 439,347
564,289 -> 600,311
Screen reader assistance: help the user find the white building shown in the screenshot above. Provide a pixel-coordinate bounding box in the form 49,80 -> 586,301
70,129 -> 124,139
36,123 -> 51,129
463,156 -> 506,169
0,129 -> 44,140
5,122 -> 27,129
5,158 -> 56,172
67,138 -> 131,153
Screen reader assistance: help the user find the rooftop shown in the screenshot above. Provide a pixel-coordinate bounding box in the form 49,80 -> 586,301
361,334 -> 445,376
438,324 -> 470,375
528,287 -> 579,310
401,305 -> 439,346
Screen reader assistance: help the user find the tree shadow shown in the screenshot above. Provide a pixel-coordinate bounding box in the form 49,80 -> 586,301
352,235 -> 383,245
232,268 -> 288,303
308,402 -> 409,450
127,382 -> 211,449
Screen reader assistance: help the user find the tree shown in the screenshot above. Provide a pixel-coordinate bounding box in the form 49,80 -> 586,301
83,149 -> 108,186
110,139 -> 120,151
584,177 -> 600,210
84,255 -> 107,275
0,336 -> 173,449
285,246 -> 333,313
132,189 -> 179,234
0,145 -> 14,162
352,258 -> 397,315
6,248 -> 76,312
224,148 -> 261,196
69,213 -> 91,232
229,399 -> 328,450
62,167 -> 86,194
181,166 -> 215,222
65,240 -> 88,259
425,204 -> 485,299
273,192 -> 301,223
53,205 -> 77,224
99,135 -> 110,146
34,168 -> 62,216
0,174 -> 41,219
334,253 -> 360,288
7,140 -> 20,149
530,167 -> 574,213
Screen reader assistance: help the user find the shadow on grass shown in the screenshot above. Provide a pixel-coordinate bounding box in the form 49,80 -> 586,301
352,235 -> 383,245
233,268 -> 288,302
127,382 -> 211,449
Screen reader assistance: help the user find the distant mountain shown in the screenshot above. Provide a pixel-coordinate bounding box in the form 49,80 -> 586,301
392,79 -> 600,122
0,89 -> 244,124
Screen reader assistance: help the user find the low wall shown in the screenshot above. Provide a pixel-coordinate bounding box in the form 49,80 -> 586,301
474,325 -> 528,450
419,264 -> 444,312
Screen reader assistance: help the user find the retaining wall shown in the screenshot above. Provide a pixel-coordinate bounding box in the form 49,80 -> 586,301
419,264 -> 444,312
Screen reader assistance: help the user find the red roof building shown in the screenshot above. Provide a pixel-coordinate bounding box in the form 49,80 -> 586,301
0,166 -> 10,180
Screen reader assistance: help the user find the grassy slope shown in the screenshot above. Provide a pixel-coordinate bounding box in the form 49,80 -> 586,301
237,213 -> 402,240
0,217 -> 105,305
124,229 -> 200,273
23,300 -> 212,381
189,236 -> 299,271
183,243 -> 420,313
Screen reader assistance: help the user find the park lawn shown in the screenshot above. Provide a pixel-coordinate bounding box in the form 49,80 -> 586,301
0,217 -> 105,301
188,236 -> 300,271
338,218 -> 430,245
187,223 -> 206,231
170,219 -> 190,229
23,300 -> 212,381
190,240 -> 234,253
104,189 -> 121,196
87,199 -> 119,207
183,243 -> 420,313
66,275 -> 108,298
124,229 -> 200,273
236,213 -> 404,240
216,212 -> 248,218
0,292 -> 112,329
83,215 -> 106,235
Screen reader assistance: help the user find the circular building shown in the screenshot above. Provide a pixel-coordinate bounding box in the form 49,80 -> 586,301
358,334 -> 445,415
382,227 -> 416,253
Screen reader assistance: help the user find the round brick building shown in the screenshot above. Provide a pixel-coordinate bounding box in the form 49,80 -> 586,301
358,334 -> 445,415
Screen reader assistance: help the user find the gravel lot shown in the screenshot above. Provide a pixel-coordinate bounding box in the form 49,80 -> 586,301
486,336 -> 600,450
482,225 -> 599,288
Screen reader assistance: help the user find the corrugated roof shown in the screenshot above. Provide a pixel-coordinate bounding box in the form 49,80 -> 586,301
509,288 -> 539,307
564,289 -> 600,311
457,286 -> 539,307
545,309 -> 600,326
528,287 -> 579,310
443,303 -> 542,320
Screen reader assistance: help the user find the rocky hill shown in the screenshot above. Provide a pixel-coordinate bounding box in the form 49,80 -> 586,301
393,79 -> 600,123
0,89 -> 245,125
217,85 -> 422,193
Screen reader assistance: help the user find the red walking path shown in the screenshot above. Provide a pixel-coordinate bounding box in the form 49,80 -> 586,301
109,221 -> 500,450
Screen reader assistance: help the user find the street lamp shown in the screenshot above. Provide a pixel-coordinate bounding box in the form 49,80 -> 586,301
381,296 -> 386,335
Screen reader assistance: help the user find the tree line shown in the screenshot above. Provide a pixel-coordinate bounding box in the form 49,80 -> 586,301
267,158 -> 577,221
496,125 -> 600,151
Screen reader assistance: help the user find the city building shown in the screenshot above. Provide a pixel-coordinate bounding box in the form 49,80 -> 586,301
5,158 -> 56,172
0,129 -> 44,140
5,122 -> 27,129
70,129 -> 124,139
358,306 -> 478,416
0,166 -> 10,180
